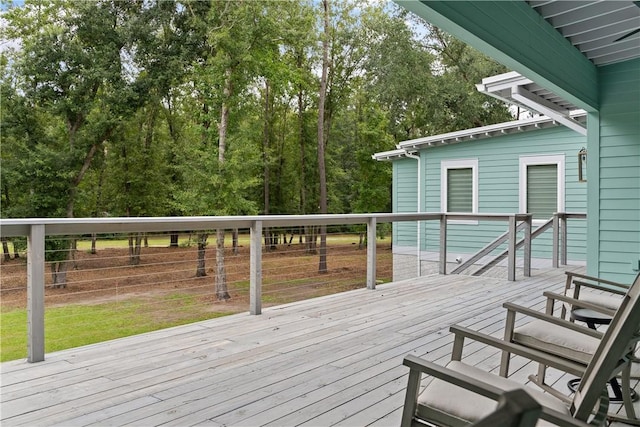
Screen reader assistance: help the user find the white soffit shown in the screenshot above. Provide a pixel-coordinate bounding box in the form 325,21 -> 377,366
476,71 -> 587,135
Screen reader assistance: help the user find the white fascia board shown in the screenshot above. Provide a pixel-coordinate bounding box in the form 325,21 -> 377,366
476,71 -> 533,94
397,116 -> 559,150
372,149 -> 410,162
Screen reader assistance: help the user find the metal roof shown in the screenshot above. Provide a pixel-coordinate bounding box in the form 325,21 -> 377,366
528,0 -> 640,66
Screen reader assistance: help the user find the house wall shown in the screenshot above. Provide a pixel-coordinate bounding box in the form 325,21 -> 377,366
392,125 -> 587,279
589,59 -> 640,283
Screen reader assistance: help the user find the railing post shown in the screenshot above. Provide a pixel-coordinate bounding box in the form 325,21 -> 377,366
507,215 -> 516,281
560,213 -> 568,266
439,214 -> 447,275
27,224 -> 45,362
523,215 -> 532,277
366,217 -> 377,290
552,213 -> 560,268
250,220 -> 262,315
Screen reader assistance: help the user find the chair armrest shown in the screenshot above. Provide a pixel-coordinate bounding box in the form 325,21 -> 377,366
502,302 -> 603,339
565,271 -> 627,290
403,354 -> 591,427
450,325 -> 586,376
543,291 -> 617,317
572,279 -> 627,296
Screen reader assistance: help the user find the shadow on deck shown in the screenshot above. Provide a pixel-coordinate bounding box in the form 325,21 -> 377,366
2,267 -> 636,426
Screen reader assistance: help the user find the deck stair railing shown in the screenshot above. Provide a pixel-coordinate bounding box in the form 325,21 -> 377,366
450,212 -> 586,277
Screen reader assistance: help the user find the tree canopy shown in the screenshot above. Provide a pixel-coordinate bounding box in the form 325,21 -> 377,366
1,0 -> 512,222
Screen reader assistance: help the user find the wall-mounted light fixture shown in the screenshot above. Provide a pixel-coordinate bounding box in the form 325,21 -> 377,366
578,147 -> 587,182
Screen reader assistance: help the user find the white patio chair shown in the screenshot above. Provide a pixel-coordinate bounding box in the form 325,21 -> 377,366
400,271 -> 640,427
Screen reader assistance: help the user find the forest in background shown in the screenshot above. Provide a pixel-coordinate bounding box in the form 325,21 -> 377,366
1,0 -> 513,295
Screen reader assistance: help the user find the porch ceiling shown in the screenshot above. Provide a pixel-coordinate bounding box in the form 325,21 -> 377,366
529,0 -> 640,67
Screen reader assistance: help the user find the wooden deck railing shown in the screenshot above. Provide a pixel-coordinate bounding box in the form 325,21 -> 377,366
0,212 -> 583,362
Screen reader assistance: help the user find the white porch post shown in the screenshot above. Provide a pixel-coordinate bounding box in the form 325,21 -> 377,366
27,224 -> 46,362
366,217 -> 377,290
250,220 -> 262,315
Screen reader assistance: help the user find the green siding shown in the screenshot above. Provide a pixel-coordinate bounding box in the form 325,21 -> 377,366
593,59 -> 640,283
393,159 -> 418,248
393,125 -> 587,262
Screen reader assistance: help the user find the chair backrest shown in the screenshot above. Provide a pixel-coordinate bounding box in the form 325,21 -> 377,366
571,273 -> 640,420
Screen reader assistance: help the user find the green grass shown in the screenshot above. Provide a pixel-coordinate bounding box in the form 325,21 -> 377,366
0,294 -> 231,362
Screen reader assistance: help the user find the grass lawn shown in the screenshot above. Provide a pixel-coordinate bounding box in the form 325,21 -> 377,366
0,294 -> 232,362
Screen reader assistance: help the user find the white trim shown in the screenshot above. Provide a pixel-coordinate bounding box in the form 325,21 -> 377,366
519,154 -> 565,224
441,159 -> 478,224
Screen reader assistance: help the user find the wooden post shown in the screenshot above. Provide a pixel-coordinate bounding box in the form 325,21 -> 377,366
27,224 -> 45,363
552,213 -> 560,268
439,214 -> 447,275
366,217 -> 377,290
560,214 -> 568,266
250,220 -> 262,315
507,215 -> 516,281
523,215 -> 532,277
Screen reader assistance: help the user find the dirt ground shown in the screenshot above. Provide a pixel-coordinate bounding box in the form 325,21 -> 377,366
0,241 -> 394,315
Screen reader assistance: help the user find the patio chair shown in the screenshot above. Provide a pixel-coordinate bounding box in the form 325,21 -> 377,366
471,389 -> 591,427
499,273 -> 640,424
558,271 -> 626,321
400,271 -> 640,427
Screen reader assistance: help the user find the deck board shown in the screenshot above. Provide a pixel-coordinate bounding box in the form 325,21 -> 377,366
2,267 -> 635,426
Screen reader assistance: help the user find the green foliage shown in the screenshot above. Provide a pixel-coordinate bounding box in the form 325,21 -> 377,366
2,0 -> 514,223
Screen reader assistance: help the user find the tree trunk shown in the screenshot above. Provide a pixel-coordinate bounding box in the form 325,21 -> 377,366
232,229 -> 239,256
215,229 -> 230,300
214,70 -> 233,301
2,238 -> 10,261
51,261 -> 68,289
196,233 -> 208,277
128,233 -> 142,265
317,0 -> 330,274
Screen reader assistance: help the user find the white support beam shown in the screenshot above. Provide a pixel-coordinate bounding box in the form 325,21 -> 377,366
511,86 -> 587,135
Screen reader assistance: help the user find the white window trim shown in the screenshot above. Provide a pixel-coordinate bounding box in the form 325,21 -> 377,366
441,159 -> 478,224
519,154 -> 565,224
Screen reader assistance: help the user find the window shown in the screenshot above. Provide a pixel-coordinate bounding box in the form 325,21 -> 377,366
441,159 -> 478,214
519,155 -> 565,221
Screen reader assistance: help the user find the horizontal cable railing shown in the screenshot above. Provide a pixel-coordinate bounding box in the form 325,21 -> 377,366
1,213 -> 543,363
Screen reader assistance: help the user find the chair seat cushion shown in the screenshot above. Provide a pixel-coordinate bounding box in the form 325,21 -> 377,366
575,291 -> 622,310
513,320 -> 599,364
418,361 -> 570,425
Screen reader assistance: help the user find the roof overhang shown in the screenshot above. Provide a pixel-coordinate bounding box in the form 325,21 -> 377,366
371,149 -> 416,162
476,71 -> 587,136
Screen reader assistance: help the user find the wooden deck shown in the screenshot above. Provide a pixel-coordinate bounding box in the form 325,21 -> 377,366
2,268 -> 637,426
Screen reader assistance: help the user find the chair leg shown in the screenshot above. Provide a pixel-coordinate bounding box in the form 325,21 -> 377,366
401,369 -> 421,427
621,362 -> 637,421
